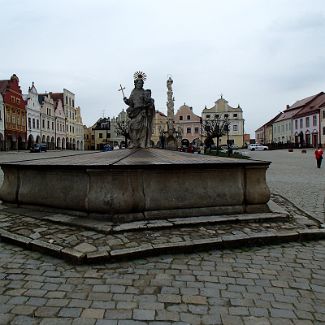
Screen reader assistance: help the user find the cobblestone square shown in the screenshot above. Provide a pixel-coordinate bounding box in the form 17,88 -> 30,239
0,149 -> 324,324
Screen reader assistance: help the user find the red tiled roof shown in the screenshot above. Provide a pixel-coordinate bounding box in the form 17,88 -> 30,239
48,92 -> 63,102
294,93 -> 325,118
274,108 -> 301,122
288,92 -> 324,110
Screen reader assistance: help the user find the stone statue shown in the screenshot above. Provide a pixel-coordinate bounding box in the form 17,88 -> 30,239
123,72 -> 155,148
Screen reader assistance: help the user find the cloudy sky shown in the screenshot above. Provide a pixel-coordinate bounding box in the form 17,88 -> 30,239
1,0 -> 325,135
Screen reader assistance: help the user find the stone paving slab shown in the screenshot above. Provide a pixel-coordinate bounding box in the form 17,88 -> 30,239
0,194 -> 324,264
1,148 -> 268,168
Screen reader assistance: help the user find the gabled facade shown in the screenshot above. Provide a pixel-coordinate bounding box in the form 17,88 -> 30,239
202,96 -> 244,147
24,82 -> 41,148
0,74 -> 27,150
52,94 -> 66,149
175,104 -> 201,144
39,93 -> 56,149
63,89 -> 76,149
75,106 -> 84,150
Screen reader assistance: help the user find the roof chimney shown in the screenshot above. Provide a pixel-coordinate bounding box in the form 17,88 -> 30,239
286,104 -> 290,109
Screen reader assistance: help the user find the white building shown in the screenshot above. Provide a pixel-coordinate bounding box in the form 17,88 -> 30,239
63,88 -> 76,149
39,93 -> 56,149
24,82 -> 41,148
52,95 -> 66,149
75,106 -> 84,150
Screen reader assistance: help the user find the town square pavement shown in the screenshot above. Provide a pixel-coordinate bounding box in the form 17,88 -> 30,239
0,149 -> 324,325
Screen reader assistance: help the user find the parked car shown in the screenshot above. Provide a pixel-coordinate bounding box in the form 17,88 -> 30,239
102,144 -> 113,152
248,144 -> 268,151
30,143 -> 47,153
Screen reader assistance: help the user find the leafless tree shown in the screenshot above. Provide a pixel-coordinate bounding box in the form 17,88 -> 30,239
115,120 -> 129,148
201,116 -> 230,152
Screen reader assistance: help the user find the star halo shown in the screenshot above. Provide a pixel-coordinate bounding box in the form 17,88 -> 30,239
133,71 -> 147,81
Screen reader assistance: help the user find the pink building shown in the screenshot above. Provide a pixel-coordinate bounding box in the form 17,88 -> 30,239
174,104 -> 201,144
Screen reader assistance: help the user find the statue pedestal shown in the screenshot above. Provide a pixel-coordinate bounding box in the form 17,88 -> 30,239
0,149 -> 271,222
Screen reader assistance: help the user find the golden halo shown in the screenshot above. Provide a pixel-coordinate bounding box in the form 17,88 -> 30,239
133,71 -> 147,81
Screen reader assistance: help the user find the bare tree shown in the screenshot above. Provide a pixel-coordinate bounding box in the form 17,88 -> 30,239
115,120 -> 129,148
201,116 -> 230,152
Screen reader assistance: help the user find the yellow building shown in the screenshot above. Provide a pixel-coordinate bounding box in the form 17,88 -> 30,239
202,96 -> 244,147
151,110 -> 168,146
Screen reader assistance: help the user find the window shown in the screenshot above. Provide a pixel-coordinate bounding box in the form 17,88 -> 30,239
187,115 -> 190,120
206,114 -> 210,119
313,115 -> 317,126
72,100 -> 75,107
107,133 -> 111,138
187,127 -> 191,134
99,133 -> 103,138
179,116 -> 183,120
47,121 -> 50,129
323,111 -> 325,119
323,127 -> 325,135
295,120 -> 298,129
233,114 -> 237,118
42,119 -> 45,128
37,120 -> 39,129
224,114 -> 229,118
233,125 -> 238,131
16,98 -> 20,104
300,119 -> 303,128
12,115 -> 16,124
66,96 -> 68,104
0,110 -> 2,120
306,117 -> 310,127
52,122 -> 54,130
91,135 -> 94,140
28,117 -> 31,129
32,118 -> 35,129
194,127 -> 199,134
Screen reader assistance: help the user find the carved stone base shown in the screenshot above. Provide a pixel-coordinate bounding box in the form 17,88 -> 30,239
0,149 -> 271,222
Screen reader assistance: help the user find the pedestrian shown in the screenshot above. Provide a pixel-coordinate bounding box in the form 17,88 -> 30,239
315,145 -> 324,168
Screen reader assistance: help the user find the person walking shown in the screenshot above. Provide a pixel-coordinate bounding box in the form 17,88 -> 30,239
315,145 -> 324,168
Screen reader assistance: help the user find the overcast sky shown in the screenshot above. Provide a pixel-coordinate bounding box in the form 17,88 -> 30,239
1,0 -> 325,135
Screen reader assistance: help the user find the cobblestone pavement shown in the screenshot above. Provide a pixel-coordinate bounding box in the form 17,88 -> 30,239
0,150 -> 325,324
1,240 -> 325,325
245,148 -> 325,223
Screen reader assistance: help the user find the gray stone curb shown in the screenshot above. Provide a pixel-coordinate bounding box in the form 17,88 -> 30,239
1,226 -> 325,264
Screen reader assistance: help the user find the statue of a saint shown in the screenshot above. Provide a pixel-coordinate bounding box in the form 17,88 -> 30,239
123,73 -> 155,148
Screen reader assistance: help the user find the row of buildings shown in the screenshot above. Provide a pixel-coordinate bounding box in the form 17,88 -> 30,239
255,92 -> 325,148
0,74 -> 84,151
85,95 -> 247,150
0,73 -> 247,151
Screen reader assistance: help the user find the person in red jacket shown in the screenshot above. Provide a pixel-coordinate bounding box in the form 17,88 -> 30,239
315,145 -> 324,168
